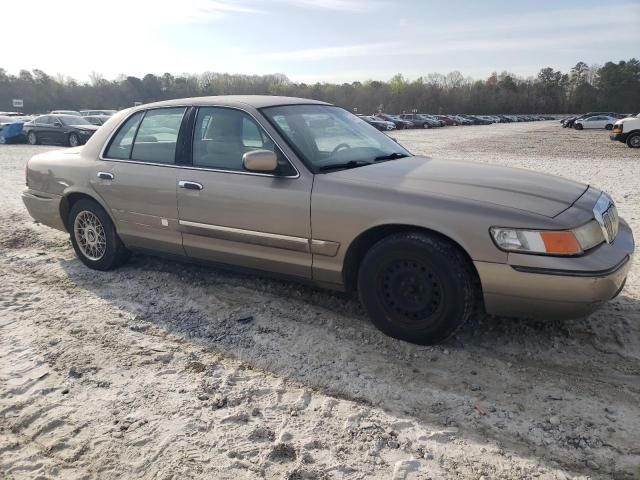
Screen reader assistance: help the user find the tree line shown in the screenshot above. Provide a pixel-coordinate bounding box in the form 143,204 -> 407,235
1,59 -> 638,115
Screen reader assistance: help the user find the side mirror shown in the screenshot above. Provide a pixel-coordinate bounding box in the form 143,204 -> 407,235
242,150 -> 278,173
53,122 -> 62,127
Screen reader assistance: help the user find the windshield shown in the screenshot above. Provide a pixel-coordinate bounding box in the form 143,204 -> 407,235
60,115 -> 91,126
261,105 -> 410,171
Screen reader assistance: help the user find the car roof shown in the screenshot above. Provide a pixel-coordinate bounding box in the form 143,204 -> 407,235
137,95 -> 332,110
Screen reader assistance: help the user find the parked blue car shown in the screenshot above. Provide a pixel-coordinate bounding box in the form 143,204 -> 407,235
0,120 -> 26,144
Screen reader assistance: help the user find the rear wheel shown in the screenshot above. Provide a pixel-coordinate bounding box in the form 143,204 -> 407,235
27,132 -> 38,145
575,123 -> 583,130
627,132 -> 640,148
68,199 -> 130,270
358,232 -> 478,345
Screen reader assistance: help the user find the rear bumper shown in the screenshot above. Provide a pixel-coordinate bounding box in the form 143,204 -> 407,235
22,188 -> 67,232
475,220 -> 635,320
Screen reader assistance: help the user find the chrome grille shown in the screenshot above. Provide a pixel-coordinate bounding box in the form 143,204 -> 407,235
593,193 -> 619,243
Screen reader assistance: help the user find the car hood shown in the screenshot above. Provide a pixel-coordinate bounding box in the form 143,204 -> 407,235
330,156 -> 588,218
617,116 -> 639,124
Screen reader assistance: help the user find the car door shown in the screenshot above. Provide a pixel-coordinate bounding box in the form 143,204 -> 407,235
90,107 -> 186,255
176,106 -> 313,279
50,116 -> 67,144
587,116 -> 605,129
35,115 -> 54,143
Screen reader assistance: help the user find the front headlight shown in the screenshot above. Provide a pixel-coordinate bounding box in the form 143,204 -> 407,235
490,227 -> 583,256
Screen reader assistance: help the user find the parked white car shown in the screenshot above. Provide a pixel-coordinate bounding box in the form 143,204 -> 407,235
574,116 -> 618,130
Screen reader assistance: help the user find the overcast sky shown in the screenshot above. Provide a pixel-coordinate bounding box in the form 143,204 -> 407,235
4,0 -> 639,83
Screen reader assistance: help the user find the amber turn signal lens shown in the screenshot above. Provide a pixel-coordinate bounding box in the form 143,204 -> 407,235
539,231 -> 582,255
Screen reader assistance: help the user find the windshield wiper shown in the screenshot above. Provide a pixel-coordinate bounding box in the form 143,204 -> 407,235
318,160 -> 372,171
374,152 -> 409,161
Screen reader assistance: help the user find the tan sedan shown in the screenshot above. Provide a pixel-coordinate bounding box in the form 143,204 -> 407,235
22,96 -> 635,344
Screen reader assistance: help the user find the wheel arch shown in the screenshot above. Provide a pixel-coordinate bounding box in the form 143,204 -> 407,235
342,223 -> 480,292
59,189 -> 116,232
627,130 -> 640,147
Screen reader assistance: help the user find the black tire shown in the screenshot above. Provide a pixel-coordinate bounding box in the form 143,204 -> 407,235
627,132 -> 640,148
68,132 -> 80,147
423,123 -> 430,129
68,199 -> 130,271
605,124 -> 613,131
27,131 -> 38,145
357,232 -> 478,345
575,123 -> 583,130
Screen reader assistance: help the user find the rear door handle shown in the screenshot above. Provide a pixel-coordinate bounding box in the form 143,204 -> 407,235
97,171 -> 114,180
178,181 -> 203,191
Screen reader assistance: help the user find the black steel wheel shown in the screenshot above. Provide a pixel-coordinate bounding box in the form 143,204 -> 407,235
358,232 -> 479,345
379,259 -> 444,327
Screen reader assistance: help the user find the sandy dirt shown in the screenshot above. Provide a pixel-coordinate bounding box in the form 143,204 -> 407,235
1,122 -> 638,479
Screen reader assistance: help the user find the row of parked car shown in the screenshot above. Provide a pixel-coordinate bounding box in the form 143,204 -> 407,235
560,112 -> 635,131
0,109 -> 117,145
560,111 -> 640,148
358,113 -> 553,131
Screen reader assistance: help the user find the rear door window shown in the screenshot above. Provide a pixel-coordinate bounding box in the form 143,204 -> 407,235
131,108 -> 186,164
104,108 -> 186,163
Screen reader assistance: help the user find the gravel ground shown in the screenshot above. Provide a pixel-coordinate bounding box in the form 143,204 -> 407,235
1,121 -> 638,480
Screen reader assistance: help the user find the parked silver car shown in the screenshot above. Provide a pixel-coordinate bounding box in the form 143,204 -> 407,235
22,96 -> 634,344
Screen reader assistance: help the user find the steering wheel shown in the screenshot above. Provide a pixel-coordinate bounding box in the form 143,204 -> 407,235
332,143 -> 351,153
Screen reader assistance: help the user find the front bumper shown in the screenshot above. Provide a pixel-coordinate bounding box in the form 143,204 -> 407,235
609,132 -> 627,142
475,219 -> 635,320
22,189 -> 67,232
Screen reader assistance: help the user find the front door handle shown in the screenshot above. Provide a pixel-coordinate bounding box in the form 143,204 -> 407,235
178,181 -> 203,191
97,171 -> 114,180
